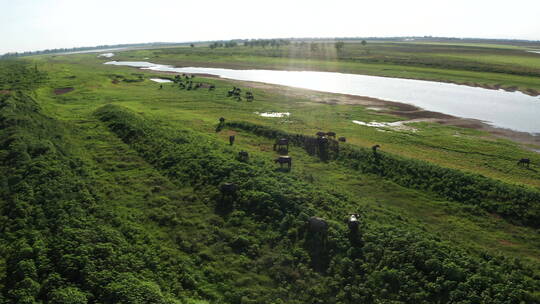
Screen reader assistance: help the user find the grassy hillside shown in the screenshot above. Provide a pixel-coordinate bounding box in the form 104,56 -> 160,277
1,52 -> 539,303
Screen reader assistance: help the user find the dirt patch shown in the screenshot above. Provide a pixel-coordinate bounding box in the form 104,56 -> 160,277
524,88 -> 540,96
0,90 -> 10,95
387,110 -> 454,120
112,79 -> 120,84
498,239 -> 516,246
54,87 -> 74,95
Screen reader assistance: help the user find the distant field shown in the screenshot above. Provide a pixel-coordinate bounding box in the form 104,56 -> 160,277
113,41 -> 540,95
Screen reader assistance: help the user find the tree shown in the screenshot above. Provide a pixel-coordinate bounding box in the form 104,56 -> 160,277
361,40 -> 367,46
334,41 -> 345,51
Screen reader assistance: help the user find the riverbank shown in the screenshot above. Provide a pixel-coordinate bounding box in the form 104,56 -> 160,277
111,61 -> 540,146
113,41 -> 540,98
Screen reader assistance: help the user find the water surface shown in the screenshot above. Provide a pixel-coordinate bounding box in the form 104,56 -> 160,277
149,78 -> 172,83
104,61 -> 540,133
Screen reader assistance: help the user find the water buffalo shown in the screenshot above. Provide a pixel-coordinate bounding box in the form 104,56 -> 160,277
517,158 -> 531,167
318,136 -> 329,145
209,85 -> 216,91
229,135 -> 235,145
307,216 -> 328,233
275,156 -> 292,169
273,138 -> 289,151
220,182 -> 237,198
219,117 -> 225,123
348,214 -> 360,231
238,151 -> 249,162
316,131 -> 326,137
338,136 -> 346,142
246,91 -> 254,101
372,144 -> 380,153
326,131 -> 336,138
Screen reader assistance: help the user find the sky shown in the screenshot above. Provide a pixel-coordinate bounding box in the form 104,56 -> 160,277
1,0 -> 540,54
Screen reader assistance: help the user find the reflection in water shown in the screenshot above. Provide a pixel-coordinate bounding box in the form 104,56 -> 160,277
104,61 -> 540,133
255,112 -> 290,117
149,78 -> 172,83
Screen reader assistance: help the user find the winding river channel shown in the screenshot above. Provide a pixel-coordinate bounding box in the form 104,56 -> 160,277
105,61 -> 540,134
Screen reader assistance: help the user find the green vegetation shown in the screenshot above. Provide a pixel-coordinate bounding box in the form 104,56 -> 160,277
1,45 -> 540,303
224,121 -> 540,227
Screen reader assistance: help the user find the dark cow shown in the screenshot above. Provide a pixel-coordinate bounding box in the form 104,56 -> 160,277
238,151 -> 249,162
348,214 -> 360,231
316,131 -> 326,137
372,144 -> 380,153
220,182 -> 237,199
273,138 -> 289,151
338,136 -> 346,142
318,136 -> 329,145
326,131 -> 336,138
219,117 -> 225,123
517,158 -> 531,167
307,217 -> 328,233
229,135 -> 235,145
275,156 -> 292,169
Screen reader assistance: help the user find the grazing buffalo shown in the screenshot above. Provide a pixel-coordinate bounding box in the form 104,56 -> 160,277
338,136 -> 346,142
348,214 -> 360,231
220,182 -> 237,198
372,144 -> 380,153
274,138 -> 289,151
326,131 -> 336,138
229,135 -> 235,145
238,151 -> 249,162
517,158 -> 531,167
209,85 -> 216,91
275,156 -> 292,169
159,84 -> 163,89
316,131 -> 326,137
307,217 -> 328,233
318,136 -> 329,145
219,117 -> 225,123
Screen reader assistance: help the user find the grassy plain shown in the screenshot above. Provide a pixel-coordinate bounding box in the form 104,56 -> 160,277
2,46 -> 540,302
28,52 -> 540,262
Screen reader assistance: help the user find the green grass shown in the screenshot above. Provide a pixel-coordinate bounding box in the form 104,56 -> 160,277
28,53 -> 540,252
2,54 -> 540,303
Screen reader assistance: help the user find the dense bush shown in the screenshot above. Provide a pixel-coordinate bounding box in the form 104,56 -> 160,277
0,70 -> 198,303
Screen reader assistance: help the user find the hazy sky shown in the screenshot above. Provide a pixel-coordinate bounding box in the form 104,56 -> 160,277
2,0 -> 540,54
